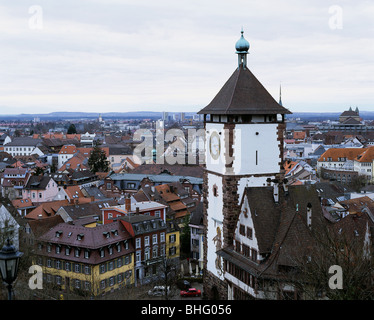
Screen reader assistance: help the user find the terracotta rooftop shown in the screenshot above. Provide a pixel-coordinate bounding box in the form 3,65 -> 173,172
355,146 -> 374,163
25,200 -> 70,220
339,196 -> 374,214
59,145 -> 77,154
58,152 -> 88,171
318,148 -> 366,162
12,198 -> 35,209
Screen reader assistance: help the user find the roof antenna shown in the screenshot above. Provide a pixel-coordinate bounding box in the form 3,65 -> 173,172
279,82 -> 283,106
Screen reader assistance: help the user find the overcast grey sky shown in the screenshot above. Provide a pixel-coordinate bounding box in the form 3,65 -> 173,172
0,0 -> 373,115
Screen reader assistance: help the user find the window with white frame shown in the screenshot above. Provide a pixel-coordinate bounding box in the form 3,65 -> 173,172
100,280 -> 105,290
136,251 -> 141,262
136,238 -> 141,249
152,234 -> 157,244
84,265 -> 90,275
65,262 -> 71,271
145,248 -> 150,260
169,234 -> 176,243
75,264 -> 80,273
144,236 -> 150,247
152,246 -> 158,258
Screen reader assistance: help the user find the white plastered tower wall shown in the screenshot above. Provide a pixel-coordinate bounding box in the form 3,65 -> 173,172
204,121 -> 282,282
232,123 -> 281,176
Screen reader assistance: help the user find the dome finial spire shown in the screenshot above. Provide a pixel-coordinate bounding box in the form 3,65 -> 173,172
235,28 -> 250,69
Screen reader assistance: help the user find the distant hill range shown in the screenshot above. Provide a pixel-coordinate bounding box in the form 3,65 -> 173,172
0,111 -> 167,120
1,111 -> 374,121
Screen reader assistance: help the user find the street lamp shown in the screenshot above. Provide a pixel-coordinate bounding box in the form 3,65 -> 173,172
0,238 -> 23,300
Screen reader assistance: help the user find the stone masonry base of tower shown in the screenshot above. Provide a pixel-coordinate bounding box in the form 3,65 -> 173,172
203,270 -> 228,300
203,169 -> 240,299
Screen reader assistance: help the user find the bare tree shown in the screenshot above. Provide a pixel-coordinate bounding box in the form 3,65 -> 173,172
290,215 -> 374,300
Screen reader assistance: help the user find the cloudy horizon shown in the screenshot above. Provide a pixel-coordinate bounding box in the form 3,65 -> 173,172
0,0 -> 373,115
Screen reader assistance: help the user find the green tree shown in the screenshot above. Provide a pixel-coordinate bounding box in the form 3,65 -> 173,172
67,123 -> 77,134
34,167 -> 44,176
87,145 -> 109,173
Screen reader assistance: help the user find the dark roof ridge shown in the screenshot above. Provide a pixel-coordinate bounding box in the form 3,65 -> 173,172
225,67 -> 241,114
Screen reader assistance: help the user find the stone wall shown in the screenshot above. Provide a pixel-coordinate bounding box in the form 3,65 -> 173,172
203,270 -> 228,300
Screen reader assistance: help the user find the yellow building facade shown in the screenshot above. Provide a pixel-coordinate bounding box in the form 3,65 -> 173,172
37,220 -> 135,297
40,252 -> 134,296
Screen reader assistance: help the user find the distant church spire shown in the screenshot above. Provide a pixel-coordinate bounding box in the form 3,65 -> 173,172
279,83 -> 283,106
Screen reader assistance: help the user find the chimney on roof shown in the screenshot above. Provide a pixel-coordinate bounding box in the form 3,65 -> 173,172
307,203 -> 312,229
282,179 -> 289,196
136,207 -> 139,215
266,178 -> 272,187
273,179 -> 279,204
125,194 -> 131,212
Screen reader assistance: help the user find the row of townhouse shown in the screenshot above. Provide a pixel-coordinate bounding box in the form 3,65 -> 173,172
31,213 -> 180,296
1,136 -> 135,173
1,164 -> 103,203
23,196 -> 180,297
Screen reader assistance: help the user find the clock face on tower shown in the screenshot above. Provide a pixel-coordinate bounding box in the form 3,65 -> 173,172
209,131 -> 221,160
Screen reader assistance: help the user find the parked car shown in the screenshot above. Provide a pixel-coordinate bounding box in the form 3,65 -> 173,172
176,279 -> 191,290
180,287 -> 201,297
148,286 -> 170,296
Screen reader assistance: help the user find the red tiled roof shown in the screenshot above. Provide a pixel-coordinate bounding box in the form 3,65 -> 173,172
355,146 -> 374,163
318,148 -> 366,162
12,198 -> 34,209
59,145 -> 77,154
58,153 -> 88,171
283,160 -> 298,175
293,131 -> 306,140
25,200 -> 70,220
64,185 -> 85,199
340,196 -> 374,214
